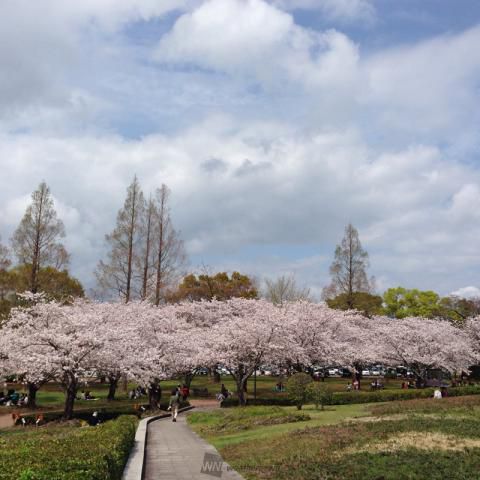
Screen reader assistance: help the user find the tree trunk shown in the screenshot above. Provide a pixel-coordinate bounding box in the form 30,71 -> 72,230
148,381 -> 162,410
235,365 -> 248,406
236,379 -> 247,406
184,372 -> 195,388
107,376 -> 119,401
63,378 -> 78,420
141,198 -> 154,300
26,383 -> 38,409
354,363 -> 362,390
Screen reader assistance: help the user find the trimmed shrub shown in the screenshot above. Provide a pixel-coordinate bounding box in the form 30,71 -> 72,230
0,415 -> 138,479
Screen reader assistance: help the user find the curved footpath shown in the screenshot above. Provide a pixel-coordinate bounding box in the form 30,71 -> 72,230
123,406 -> 245,480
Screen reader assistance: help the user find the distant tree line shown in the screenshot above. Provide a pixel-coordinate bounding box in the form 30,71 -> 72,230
1,184 -> 478,323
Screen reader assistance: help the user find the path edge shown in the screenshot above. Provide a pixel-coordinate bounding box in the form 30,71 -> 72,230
121,406 -> 195,480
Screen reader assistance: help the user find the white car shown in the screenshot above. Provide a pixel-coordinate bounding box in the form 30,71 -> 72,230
361,369 -> 370,376
371,369 -> 381,376
328,368 -> 338,376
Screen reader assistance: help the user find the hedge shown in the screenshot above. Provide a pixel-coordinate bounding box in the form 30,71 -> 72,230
14,400 -> 190,426
221,384 -> 480,408
0,415 -> 138,480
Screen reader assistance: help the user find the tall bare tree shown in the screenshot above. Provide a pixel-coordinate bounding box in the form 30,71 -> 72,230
322,223 -> 374,307
11,182 -> 69,293
95,175 -> 144,303
263,274 -> 312,305
152,184 -> 186,305
138,195 -> 156,301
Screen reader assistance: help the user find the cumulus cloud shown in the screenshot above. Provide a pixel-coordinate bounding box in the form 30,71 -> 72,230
450,286 -> 480,299
273,0 -> 376,24
154,0 -> 360,92
0,0 -> 480,297
1,117 -> 480,294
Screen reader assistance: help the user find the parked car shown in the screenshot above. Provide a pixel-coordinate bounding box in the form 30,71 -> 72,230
361,369 -> 370,376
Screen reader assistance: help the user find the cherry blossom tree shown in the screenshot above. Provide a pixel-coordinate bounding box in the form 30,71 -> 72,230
280,301 -> 347,373
122,302 -> 188,409
199,298 -> 288,405
2,295 -> 477,416
465,316 -> 480,365
377,316 -> 476,385
2,299 -> 104,418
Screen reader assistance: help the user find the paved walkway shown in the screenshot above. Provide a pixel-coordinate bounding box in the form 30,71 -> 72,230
144,412 -> 244,480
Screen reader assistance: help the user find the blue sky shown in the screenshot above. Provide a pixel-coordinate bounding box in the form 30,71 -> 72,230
0,0 -> 480,299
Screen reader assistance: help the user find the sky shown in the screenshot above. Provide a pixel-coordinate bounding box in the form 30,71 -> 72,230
1,0 -> 480,299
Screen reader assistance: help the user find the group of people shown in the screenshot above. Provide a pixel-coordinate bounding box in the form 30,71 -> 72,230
216,383 -> 231,403
79,390 -> 97,400
275,381 -> 285,392
401,381 -> 416,389
346,380 -> 361,391
168,384 -> 190,422
128,386 -> 147,400
0,389 -> 27,407
433,387 -> 449,399
370,379 -> 384,390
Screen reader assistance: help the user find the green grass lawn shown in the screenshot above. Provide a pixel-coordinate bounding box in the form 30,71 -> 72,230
188,395 -> 480,480
2,375 -> 404,411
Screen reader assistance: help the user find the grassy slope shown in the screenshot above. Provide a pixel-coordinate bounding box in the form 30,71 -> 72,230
188,396 -> 480,480
189,404 -> 372,449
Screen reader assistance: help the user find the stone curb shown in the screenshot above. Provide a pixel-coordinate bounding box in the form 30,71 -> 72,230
122,406 -> 195,480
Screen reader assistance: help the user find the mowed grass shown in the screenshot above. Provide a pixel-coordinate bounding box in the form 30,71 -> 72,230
188,404 -> 372,449
188,395 -> 480,480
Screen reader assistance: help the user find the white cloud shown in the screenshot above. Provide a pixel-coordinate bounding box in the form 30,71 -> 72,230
450,286 -> 480,299
1,117 -> 480,294
273,0 -> 376,24
362,26 -> 480,140
1,1 -> 480,297
154,0 -> 360,92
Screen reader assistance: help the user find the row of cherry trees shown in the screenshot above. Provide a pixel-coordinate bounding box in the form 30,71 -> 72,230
1,296 -> 479,418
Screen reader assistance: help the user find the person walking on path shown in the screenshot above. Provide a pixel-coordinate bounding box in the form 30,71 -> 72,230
168,388 -> 181,422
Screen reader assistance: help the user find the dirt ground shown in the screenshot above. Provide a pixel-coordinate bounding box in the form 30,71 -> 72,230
0,413 -> 14,428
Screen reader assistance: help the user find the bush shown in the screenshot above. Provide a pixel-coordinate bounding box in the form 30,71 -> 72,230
287,373 -> 312,410
307,383 -> 333,410
220,384 -> 480,407
0,415 -> 138,479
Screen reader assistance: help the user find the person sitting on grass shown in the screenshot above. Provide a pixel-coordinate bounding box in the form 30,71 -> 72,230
168,388 -> 180,422
220,383 -> 229,398
7,391 -> 19,406
275,381 -> 285,392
